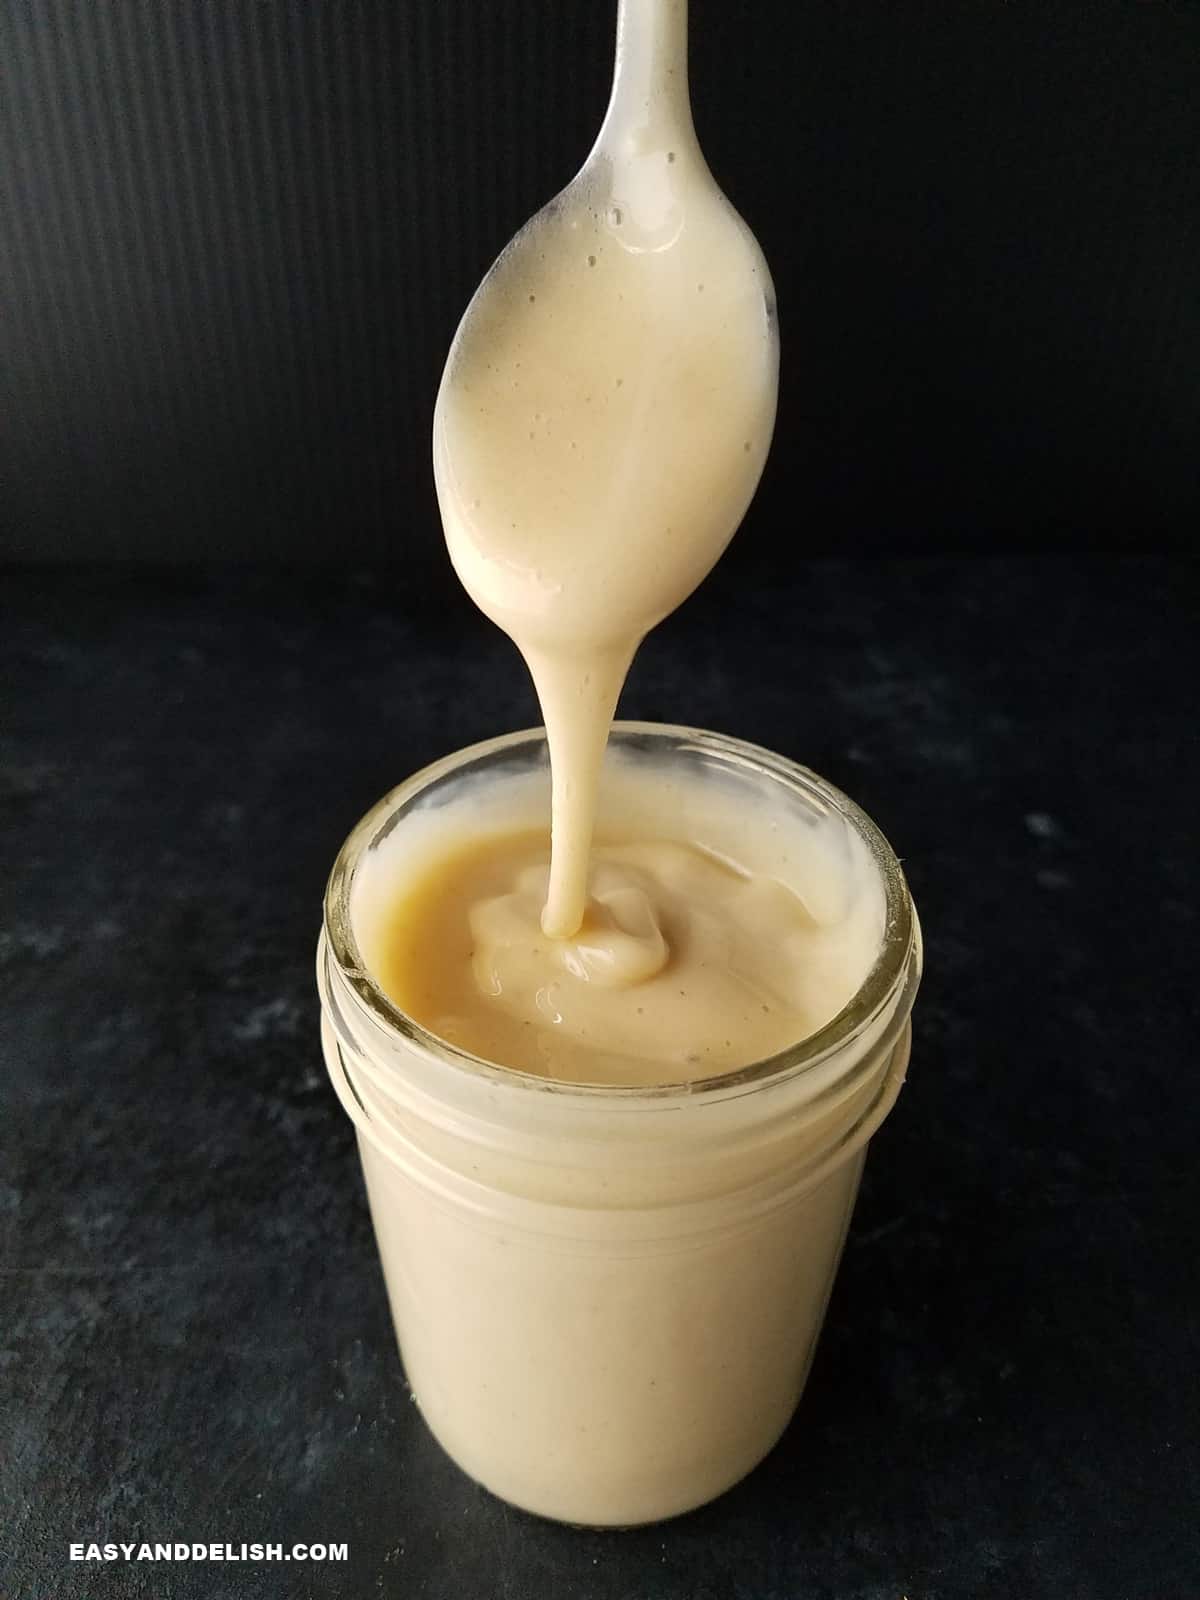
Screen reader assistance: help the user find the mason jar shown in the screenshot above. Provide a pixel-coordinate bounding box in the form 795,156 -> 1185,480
316,723 -> 921,1527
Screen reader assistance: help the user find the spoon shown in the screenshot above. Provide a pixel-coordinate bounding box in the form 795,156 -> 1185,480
433,0 -> 779,939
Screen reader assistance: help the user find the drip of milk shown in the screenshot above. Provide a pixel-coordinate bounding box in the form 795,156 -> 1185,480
433,0 -> 778,941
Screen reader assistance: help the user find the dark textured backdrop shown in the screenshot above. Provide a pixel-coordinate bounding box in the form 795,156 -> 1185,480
2,0 -> 1198,566
3,558 -> 1198,1600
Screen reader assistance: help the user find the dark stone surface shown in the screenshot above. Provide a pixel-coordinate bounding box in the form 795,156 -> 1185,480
1,556 -> 1196,1599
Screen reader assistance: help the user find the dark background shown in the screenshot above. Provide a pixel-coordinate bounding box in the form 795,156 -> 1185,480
2,6 -> 1199,1600
1,0 -> 1198,567
4,557 -> 1198,1600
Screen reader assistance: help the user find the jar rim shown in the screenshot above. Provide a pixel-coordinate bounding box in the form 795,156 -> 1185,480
322,722 -> 918,1106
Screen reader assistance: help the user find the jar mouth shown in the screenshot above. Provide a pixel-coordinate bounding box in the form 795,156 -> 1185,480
322,722 -> 919,1105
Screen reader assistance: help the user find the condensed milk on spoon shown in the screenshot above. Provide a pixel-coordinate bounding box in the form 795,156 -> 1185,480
433,0 -> 778,943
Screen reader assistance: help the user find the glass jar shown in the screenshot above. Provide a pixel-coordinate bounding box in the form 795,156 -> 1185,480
316,723 -> 922,1527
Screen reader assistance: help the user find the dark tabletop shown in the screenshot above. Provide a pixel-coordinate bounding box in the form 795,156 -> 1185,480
2,555 -> 1197,1600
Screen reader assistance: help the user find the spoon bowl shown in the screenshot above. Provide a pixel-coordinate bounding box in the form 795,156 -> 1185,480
433,0 -> 779,654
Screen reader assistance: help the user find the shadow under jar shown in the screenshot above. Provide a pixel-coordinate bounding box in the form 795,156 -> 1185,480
317,723 -> 922,1527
